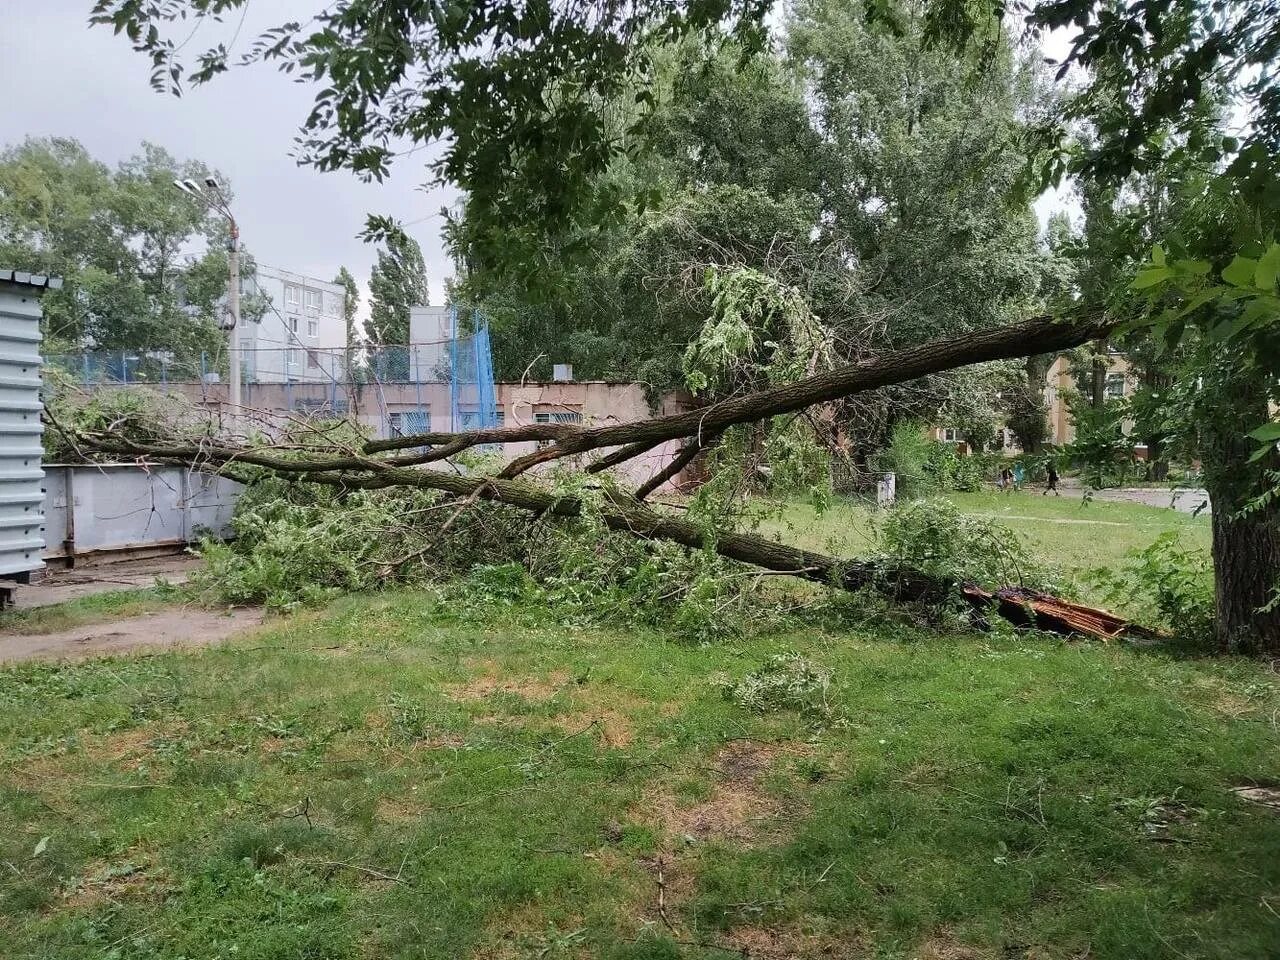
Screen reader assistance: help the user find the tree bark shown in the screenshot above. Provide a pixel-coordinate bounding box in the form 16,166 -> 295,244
1199,364 -> 1280,654
1209,502 -> 1280,654
366,311 -> 1112,464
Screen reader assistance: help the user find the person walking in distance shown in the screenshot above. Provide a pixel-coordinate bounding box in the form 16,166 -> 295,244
1044,460 -> 1060,496
1012,461 -> 1025,491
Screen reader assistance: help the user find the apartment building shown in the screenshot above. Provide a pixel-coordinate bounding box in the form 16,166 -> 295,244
933,353 -> 1140,453
238,265 -> 347,383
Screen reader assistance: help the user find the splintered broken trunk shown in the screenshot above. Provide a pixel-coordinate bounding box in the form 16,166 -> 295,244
962,586 -> 1160,643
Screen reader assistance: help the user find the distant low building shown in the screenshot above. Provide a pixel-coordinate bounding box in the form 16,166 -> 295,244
932,352 -> 1144,455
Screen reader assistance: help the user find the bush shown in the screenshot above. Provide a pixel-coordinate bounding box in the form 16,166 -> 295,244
714,652 -> 837,725
877,497 -> 1058,591
1088,532 -> 1214,643
877,421 -> 936,496
190,473 -> 777,642
876,422 -> 993,496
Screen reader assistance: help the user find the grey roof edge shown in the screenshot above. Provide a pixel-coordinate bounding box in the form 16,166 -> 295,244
0,270 -> 64,291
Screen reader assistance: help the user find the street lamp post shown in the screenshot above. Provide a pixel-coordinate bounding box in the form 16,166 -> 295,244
173,177 -> 240,425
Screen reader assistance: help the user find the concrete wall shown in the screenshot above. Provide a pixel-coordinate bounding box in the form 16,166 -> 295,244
239,265 -> 348,383
90,380 -> 699,493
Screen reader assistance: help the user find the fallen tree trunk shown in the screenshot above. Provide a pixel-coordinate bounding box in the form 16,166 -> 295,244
56,309 -> 1156,641
64,429 -> 1152,641
360,310 -> 1114,479
961,586 -> 1161,642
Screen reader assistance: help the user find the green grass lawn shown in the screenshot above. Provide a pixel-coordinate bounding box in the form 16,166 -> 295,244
0,587 -> 178,637
758,489 -> 1212,585
2,585 -> 1278,959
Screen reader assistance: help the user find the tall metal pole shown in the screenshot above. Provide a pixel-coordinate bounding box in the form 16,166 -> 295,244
226,220 -> 242,422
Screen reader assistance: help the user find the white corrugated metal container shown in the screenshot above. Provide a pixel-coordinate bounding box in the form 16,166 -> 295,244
0,272 -> 53,580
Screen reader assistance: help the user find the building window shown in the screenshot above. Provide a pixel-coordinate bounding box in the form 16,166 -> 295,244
941,427 -> 962,443
287,348 -> 300,367
304,289 -> 321,311
306,349 -> 320,370
388,410 -> 430,438
307,318 -> 318,337
285,284 -> 300,307
458,409 -> 506,431
535,409 -> 583,448
1105,373 -> 1126,399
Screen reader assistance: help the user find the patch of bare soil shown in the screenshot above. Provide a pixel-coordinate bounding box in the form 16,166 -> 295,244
375,793 -> 429,823
15,724 -> 181,791
0,607 -> 264,663
60,856 -> 167,910
14,555 -> 202,610
1232,784 -> 1280,812
468,903 -> 588,960
633,741 -> 808,845
913,933 -> 998,960
449,667 -> 641,748
446,668 -> 573,702
722,923 -> 866,959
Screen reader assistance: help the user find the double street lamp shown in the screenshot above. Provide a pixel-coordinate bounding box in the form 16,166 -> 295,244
173,177 -> 241,423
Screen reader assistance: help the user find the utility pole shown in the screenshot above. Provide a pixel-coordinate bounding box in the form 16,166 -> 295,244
173,177 -> 241,426
225,220 -> 242,419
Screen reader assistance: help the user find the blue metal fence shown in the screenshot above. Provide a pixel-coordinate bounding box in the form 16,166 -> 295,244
47,315 -> 498,438
450,309 -> 499,431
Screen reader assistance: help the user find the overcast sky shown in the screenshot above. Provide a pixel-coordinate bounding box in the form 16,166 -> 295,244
4,2 -> 1076,325
2,0 -> 458,321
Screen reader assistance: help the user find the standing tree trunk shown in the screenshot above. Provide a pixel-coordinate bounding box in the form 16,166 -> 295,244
1200,364 -> 1280,653
1090,344 -> 1107,409
1210,501 -> 1280,654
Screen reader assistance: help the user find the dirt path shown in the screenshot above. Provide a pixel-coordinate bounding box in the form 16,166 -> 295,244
12,555 -> 203,610
968,512 -> 1128,527
0,607 -> 264,663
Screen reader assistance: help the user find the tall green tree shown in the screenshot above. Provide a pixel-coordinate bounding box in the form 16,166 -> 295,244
367,234 -> 427,345
333,266 -> 360,351
0,137 -> 256,362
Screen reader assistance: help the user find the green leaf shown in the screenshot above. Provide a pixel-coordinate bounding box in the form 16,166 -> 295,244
1172,258 -> 1211,276
1256,243 -> 1280,290
1248,423 -> 1280,442
1151,243 -> 1166,266
1172,287 -> 1220,319
1132,267 -> 1173,289
1222,255 -> 1259,288
33,836 -> 49,857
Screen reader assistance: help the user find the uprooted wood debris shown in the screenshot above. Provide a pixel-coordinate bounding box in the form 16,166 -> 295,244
963,585 -> 1162,642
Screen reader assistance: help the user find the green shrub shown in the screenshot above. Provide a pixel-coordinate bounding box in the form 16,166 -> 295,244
1088,532 -> 1214,643
877,422 -> 994,495
878,421 -> 936,496
877,497 -> 1058,591
714,652 -> 837,724
190,474 -> 776,642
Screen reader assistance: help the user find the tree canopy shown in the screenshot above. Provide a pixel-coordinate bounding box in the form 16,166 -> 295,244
0,137 -> 264,361
367,232 -> 428,346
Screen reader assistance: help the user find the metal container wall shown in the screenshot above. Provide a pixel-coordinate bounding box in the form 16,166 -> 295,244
0,284 -> 45,577
42,465 -> 241,560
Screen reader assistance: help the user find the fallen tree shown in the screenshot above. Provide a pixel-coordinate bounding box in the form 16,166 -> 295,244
56,309 -> 1154,641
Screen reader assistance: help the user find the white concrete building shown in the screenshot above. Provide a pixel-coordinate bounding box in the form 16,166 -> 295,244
239,265 -> 347,383
406,305 -> 454,382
